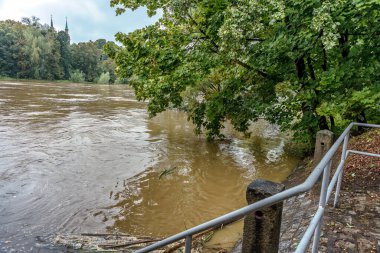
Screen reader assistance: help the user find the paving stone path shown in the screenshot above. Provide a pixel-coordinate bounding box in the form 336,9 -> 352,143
319,188 -> 380,253
280,187 -> 380,253
279,192 -> 318,252
231,187 -> 379,253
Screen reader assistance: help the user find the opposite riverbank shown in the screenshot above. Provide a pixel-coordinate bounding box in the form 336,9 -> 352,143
0,76 -> 70,83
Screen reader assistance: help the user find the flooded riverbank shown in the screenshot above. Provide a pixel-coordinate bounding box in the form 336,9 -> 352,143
0,81 -> 299,252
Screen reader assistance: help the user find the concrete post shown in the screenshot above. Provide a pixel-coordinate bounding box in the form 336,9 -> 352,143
313,130 -> 334,166
241,179 -> 285,253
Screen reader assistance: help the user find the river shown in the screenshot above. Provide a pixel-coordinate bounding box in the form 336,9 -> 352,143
0,81 -> 299,252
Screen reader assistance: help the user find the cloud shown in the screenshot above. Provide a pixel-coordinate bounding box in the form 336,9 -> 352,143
0,0 -> 105,25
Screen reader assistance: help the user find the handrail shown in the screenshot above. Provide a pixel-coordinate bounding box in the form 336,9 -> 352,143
135,122 -> 380,253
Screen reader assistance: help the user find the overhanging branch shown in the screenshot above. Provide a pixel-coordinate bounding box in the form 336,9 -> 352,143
233,59 -> 269,79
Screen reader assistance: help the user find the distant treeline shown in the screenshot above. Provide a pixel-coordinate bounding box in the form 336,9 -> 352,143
0,17 -> 122,84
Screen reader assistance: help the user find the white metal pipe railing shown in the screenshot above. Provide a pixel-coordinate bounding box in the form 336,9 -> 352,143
294,207 -> 325,253
334,133 -> 350,207
348,150 -> 380,158
135,122 -> 380,253
311,160 -> 331,253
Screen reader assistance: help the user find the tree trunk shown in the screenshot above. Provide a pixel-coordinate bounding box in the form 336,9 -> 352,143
318,116 -> 329,130
329,115 -> 335,132
356,111 -> 367,133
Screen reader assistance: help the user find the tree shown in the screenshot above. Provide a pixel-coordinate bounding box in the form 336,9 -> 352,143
70,69 -> 85,83
0,17 -> 117,82
100,58 -> 116,83
108,0 -> 380,142
71,41 -> 102,82
45,29 -> 64,79
1,17 -> 63,80
21,16 -> 42,28
22,26 -> 61,80
95,39 -> 107,50
57,31 -> 71,79
97,72 -> 111,84
0,21 -> 20,77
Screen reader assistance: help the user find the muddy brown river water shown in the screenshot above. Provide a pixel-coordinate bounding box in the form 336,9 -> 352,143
0,81 -> 299,252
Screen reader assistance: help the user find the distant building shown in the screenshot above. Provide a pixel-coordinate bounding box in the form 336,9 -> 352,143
65,16 -> 69,34
50,15 -> 54,30
50,15 -> 71,79
49,15 -> 69,37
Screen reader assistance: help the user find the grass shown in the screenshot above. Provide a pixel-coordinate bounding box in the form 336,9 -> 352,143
0,76 -> 101,84
0,76 -> 73,83
0,76 -> 125,85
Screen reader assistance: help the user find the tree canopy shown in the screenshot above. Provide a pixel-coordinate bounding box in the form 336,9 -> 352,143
107,0 -> 380,143
0,18 -> 117,84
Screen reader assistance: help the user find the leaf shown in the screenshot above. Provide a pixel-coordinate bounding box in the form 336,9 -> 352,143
158,167 -> 177,179
106,0 -> 380,142
203,232 -> 214,243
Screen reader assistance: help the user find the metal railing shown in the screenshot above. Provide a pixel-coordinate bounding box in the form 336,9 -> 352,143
135,122 -> 380,253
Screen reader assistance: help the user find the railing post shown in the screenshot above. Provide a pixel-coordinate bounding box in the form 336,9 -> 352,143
334,134 -> 349,207
311,160 -> 331,253
313,130 -> 334,166
185,235 -> 192,253
241,179 -> 285,253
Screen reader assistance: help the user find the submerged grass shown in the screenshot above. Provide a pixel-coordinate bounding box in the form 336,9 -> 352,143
158,166 -> 178,179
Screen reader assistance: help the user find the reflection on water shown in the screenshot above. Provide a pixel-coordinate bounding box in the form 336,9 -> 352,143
0,81 -> 299,252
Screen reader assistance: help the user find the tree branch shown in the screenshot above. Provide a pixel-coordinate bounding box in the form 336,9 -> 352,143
233,59 -> 268,78
348,32 -> 380,36
306,56 -> 316,80
322,44 -> 327,71
246,38 -> 265,42
339,30 -> 349,58
186,13 -> 219,52
295,56 -> 306,80
185,13 -> 271,80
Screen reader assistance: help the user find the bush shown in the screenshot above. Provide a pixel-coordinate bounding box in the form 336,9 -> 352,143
70,69 -> 85,83
284,137 -> 314,158
97,72 -> 110,84
115,77 -> 128,84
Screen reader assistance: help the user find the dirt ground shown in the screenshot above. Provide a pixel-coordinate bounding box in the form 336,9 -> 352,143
284,128 -> 380,253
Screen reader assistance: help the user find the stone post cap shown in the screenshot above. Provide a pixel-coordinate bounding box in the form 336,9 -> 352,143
247,179 -> 285,196
317,129 -> 334,136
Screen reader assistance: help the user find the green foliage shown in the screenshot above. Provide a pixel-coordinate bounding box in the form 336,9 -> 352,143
57,31 -> 71,79
21,16 -> 42,28
0,17 -> 118,83
71,41 -> 102,82
0,20 -> 20,77
107,0 -> 380,143
97,72 -> 111,84
100,58 -> 117,83
22,28 -> 64,80
95,39 -> 107,49
69,69 -> 85,83
115,77 -> 128,84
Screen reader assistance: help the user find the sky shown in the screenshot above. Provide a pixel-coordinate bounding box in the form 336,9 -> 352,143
0,0 -> 161,43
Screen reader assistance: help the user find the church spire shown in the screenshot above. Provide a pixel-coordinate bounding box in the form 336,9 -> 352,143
50,14 -> 54,29
65,16 -> 69,34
